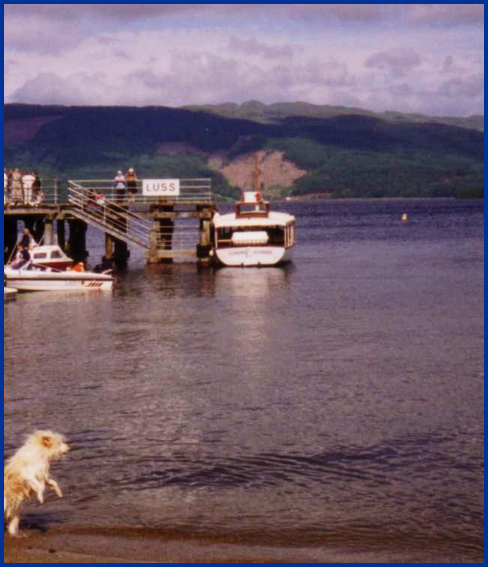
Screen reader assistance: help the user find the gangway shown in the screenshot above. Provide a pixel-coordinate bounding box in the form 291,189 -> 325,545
68,182 -> 152,250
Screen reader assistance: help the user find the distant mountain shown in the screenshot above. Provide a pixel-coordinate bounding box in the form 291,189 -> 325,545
184,100 -> 484,132
4,103 -> 484,199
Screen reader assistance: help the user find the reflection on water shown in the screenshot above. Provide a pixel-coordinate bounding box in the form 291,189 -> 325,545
4,199 -> 484,562
214,264 -> 295,297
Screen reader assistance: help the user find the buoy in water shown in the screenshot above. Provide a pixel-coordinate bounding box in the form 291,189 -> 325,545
401,213 -> 408,222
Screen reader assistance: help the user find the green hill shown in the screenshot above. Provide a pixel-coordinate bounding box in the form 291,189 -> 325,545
4,103 -> 484,199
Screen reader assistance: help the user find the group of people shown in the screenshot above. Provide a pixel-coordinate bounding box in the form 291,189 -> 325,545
113,168 -> 138,204
4,169 -> 44,207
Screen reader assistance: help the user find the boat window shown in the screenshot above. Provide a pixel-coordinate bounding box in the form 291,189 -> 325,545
33,253 -> 47,259
267,227 -> 285,246
51,251 -> 63,259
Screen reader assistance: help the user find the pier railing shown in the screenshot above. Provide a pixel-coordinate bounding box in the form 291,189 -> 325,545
4,179 -> 61,207
69,178 -> 212,204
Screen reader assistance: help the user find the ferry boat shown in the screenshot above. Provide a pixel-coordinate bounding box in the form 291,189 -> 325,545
211,156 -> 296,267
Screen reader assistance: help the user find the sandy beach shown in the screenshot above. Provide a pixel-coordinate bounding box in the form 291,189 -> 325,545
6,525 -> 479,563
4,527 -> 341,563
4,528 -> 352,564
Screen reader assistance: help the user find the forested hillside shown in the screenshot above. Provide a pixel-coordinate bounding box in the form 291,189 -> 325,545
4,103 -> 484,199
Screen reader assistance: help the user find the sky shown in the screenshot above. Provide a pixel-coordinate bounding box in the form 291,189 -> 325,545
3,4 -> 485,117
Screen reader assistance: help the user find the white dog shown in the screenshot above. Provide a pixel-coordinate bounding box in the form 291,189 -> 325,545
4,430 -> 69,536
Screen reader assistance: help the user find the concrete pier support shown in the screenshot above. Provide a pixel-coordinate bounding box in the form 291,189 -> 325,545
196,206 -> 214,266
67,219 -> 88,261
145,203 -> 175,264
43,218 -> 54,245
114,238 -> 129,266
57,219 -> 66,251
103,233 -> 129,265
104,233 -> 114,262
147,225 -> 161,264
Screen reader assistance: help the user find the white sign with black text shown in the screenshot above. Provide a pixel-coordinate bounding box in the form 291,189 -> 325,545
142,179 -> 180,197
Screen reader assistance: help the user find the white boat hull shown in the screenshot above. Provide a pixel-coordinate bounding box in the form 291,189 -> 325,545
4,287 -> 18,300
215,246 -> 292,267
4,269 -> 113,292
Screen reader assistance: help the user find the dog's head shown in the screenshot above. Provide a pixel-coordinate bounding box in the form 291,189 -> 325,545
29,430 -> 70,460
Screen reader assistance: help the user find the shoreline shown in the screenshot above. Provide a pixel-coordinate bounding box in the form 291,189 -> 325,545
4,526 -> 483,563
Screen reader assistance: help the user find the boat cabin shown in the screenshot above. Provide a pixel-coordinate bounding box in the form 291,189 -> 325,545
30,245 -> 73,270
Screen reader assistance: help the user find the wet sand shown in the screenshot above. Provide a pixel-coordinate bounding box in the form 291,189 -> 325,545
5,526 -> 478,563
4,528 -> 332,564
4,528 -> 345,564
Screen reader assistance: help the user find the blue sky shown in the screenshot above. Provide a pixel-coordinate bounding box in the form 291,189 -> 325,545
4,4 -> 484,117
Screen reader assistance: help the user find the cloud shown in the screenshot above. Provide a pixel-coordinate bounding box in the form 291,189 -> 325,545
4,5 -> 484,116
365,48 -> 422,77
443,55 -> 454,73
4,15 -> 85,53
12,73 -> 90,106
4,4 -> 484,26
3,4 -> 205,21
437,74 -> 484,98
406,4 -> 484,25
228,37 -> 294,60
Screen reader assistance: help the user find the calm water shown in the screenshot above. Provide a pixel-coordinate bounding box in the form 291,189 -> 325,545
4,199 -> 484,562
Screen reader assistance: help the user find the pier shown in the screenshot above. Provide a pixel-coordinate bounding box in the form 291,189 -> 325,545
4,179 -> 217,266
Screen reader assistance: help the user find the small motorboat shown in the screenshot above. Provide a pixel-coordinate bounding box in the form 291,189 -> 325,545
4,286 -> 18,301
4,262 -> 114,292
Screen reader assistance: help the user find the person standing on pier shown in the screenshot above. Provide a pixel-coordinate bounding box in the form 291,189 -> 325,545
32,170 -> 42,204
10,169 -> 22,205
126,168 -> 138,204
21,170 -> 36,206
114,170 -> 126,203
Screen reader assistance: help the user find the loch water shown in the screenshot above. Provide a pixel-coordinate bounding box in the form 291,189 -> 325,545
4,199 -> 484,562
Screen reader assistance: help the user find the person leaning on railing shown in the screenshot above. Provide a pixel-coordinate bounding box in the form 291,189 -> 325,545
126,168 -> 138,204
113,170 -> 126,203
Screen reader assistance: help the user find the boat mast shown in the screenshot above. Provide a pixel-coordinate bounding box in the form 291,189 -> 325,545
253,153 -> 259,193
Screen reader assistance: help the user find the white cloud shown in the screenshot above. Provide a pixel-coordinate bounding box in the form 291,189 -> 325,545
406,4 -> 484,25
228,37 -> 295,60
4,15 -> 85,53
365,48 -> 422,78
4,5 -> 484,116
4,4 -> 484,25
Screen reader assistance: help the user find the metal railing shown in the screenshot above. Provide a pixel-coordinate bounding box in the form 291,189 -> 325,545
4,178 -> 61,207
68,182 -> 153,250
69,179 -> 212,204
